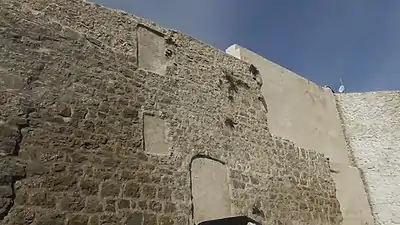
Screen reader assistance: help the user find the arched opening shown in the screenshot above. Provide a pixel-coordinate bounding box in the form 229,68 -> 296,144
190,156 -> 232,224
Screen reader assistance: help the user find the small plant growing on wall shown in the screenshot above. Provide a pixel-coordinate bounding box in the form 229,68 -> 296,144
249,64 -> 259,76
221,69 -> 251,101
225,118 -> 237,129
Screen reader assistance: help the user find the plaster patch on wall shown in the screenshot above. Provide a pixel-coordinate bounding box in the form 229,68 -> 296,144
191,157 -> 232,224
143,115 -> 168,155
137,25 -> 167,75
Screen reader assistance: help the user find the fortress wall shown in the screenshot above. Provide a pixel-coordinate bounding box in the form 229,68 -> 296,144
0,0 -> 342,224
337,91 -> 400,225
226,44 -> 374,225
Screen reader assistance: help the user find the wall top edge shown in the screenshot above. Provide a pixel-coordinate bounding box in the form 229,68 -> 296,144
226,44 -> 325,90
335,90 -> 400,96
228,44 -> 400,94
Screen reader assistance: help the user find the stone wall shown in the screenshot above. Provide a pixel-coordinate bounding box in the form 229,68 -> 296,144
337,91 -> 400,225
226,44 -> 374,225
0,0 -> 342,224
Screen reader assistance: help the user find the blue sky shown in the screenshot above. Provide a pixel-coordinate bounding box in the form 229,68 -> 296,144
93,0 -> 400,92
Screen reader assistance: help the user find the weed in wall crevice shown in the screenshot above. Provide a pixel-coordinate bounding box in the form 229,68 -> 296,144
225,118 -> 237,129
221,69 -> 251,102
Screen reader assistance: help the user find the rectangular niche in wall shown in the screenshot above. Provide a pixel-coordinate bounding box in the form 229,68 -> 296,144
191,158 -> 232,224
143,115 -> 168,155
137,25 -> 167,75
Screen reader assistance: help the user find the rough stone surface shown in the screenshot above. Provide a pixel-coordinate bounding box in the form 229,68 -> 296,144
337,92 -> 400,225
0,0 -> 343,224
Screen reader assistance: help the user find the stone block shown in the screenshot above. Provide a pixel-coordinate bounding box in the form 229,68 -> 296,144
85,197 -> 103,213
123,181 -> 140,198
191,158 -> 232,224
117,199 -> 130,210
0,186 -> 13,198
67,214 -> 89,225
100,180 -> 121,197
60,196 -> 85,212
0,125 -> 21,156
125,212 -> 143,225
137,25 -> 167,75
79,178 -> 99,196
143,115 -> 168,155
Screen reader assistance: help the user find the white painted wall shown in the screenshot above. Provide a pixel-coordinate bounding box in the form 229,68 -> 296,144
337,91 -> 400,225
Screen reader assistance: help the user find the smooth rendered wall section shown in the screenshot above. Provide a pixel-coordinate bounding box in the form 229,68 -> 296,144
337,91 -> 400,225
226,45 -> 348,164
226,44 -> 374,225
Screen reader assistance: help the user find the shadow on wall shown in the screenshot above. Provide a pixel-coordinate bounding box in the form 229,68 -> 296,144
198,215 -> 261,225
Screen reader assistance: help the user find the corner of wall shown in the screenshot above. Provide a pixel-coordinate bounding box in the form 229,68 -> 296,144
225,44 -> 242,60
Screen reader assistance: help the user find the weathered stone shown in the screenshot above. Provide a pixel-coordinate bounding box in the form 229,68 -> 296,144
123,181 -> 140,198
79,178 -> 99,196
122,107 -> 139,120
157,187 -> 172,200
13,189 -> 27,205
26,161 -> 48,176
141,185 -> 156,198
88,215 -> 99,225
143,213 -> 157,225
0,186 -> 13,198
137,201 -> 148,210
118,199 -> 130,209
0,198 -> 13,218
57,104 -> 72,117
148,201 -> 162,212
0,174 -> 12,186
67,214 -> 89,225
104,199 -> 115,212
158,216 -> 174,225
41,175 -> 77,192
85,197 -> 103,213
163,202 -> 176,213
28,191 -> 55,208
99,214 -> 119,225
0,125 -> 21,156
60,196 -> 85,212
100,180 -> 120,197
35,212 -> 66,225
125,212 -> 143,225
2,207 -> 36,225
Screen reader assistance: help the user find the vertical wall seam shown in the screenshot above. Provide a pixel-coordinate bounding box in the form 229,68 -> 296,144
333,94 -> 377,224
